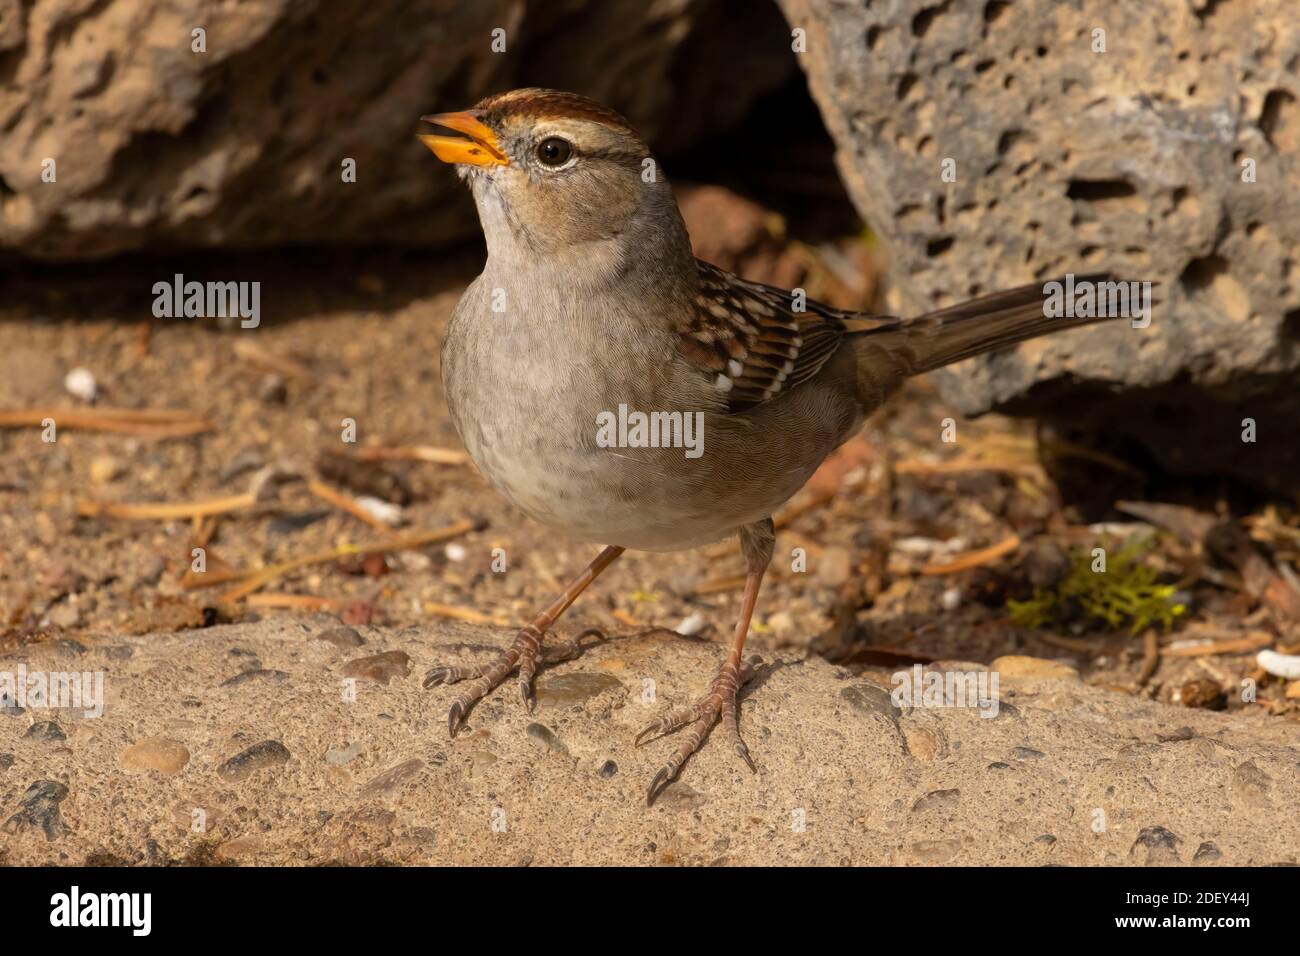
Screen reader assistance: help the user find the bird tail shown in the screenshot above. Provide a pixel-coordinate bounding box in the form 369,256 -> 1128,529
847,273 -> 1125,405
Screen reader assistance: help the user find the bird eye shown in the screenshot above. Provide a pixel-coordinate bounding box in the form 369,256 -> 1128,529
536,137 -> 573,167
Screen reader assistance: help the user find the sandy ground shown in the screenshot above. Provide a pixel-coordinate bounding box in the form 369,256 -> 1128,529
3,617 -> 1298,866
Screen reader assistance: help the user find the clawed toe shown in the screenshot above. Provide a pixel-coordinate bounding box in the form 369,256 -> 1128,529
641,656 -> 759,805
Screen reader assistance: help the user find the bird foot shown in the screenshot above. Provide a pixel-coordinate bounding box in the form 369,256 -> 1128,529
424,626 -> 605,736
636,655 -> 760,805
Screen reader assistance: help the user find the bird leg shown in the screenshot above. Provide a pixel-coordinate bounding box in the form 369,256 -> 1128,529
424,545 -> 624,735
638,519 -> 774,805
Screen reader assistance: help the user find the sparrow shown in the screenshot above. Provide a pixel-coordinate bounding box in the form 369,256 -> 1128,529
418,88 -> 1113,804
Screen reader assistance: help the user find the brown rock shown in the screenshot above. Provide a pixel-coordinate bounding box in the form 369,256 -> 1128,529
342,651 -> 411,685
120,737 -> 190,775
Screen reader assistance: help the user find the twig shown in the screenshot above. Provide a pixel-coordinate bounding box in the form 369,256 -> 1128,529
219,521 -> 476,602
1135,629 -> 1160,686
79,492 -> 257,520
0,406 -> 213,438
306,479 -> 394,531
1162,631 -> 1274,658
422,602 -> 509,627
353,445 -> 470,466
921,534 -> 1020,575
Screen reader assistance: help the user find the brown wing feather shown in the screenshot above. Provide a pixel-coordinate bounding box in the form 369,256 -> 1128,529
677,260 -> 857,412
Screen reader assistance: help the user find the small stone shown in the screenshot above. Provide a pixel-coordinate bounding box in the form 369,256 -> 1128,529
534,672 -> 622,707
325,742 -> 364,766
89,455 -> 123,484
53,638 -> 87,657
120,737 -> 190,775
48,602 -> 82,629
360,758 -> 425,796
63,367 -> 96,402
221,668 -> 289,687
342,650 -> 411,685
216,835 -> 266,860
3,780 -> 70,840
0,754 -> 13,769
940,587 -> 962,611
257,373 -> 287,404
217,740 -> 290,781
469,750 -> 498,776
911,789 -> 960,813
902,724 -> 948,761
267,510 -> 331,536
598,760 -> 618,778
674,611 -> 708,636
992,655 -> 1079,682
1130,826 -> 1181,865
910,838 -> 961,863
817,546 -> 852,586
1024,538 -> 1070,589
656,781 -> 707,810
316,626 -> 365,649
1012,746 -> 1046,760
444,542 -> 467,562
1179,678 -> 1226,710
526,722 -> 567,754
839,683 -> 901,723
24,721 -> 65,742
1193,841 -> 1222,863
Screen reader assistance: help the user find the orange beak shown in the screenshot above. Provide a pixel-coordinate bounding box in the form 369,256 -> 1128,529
418,111 -> 508,167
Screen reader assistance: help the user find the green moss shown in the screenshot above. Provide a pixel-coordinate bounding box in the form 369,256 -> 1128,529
1008,537 -> 1185,635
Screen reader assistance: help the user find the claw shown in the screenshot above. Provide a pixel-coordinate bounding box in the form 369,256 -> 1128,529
646,767 -> 671,806
734,739 -> 756,773
448,699 -> 466,737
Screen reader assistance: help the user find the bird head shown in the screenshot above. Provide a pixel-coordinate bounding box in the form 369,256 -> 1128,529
419,88 -> 689,274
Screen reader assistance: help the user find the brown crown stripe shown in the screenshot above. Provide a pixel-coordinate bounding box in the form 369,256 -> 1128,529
474,87 -> 634,131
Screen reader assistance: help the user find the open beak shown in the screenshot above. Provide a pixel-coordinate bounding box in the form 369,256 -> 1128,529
418,111 -> 508,167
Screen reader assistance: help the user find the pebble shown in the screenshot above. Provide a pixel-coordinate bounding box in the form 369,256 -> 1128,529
911,788 -> 960,813
525,722 -> 567,754
217,740 -> 290,781
221,668 -> 289,687
0,754 -> 12,769
360,758 -> 425,796
939,587 -> 962,611
120,737 -> 190,775
598,760 -> 618,778
48,602 -> 83,629
342,651 -> 411,684
674,611 -> 708,637
444,542 -> 467,562
325,742 -> 364,766
1130,826 -> 1181,864
469,750 -> 498,776
991,655 -> 1078,682
1011,746 -> 1046,760
656,781 -> 707,810
24,721 -> 66,742
257,373 -> 287,404
2,780 -> 70,839
910,838 -> 961,863
89,455 -> 123,484
1179,678 -> 1226,710
1193,841 -> 1222,863
839,683 -> 900,724
63,367 -> 97,402
534,672 -> 622,707
316,626 -> 365,649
